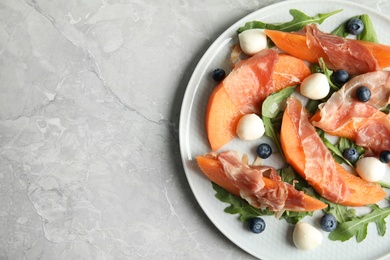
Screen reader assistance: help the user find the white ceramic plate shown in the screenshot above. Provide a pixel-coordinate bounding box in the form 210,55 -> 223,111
179,1 -> 390,259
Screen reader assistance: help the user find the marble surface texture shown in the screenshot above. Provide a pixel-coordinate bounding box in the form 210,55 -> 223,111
1,0 -> 390,259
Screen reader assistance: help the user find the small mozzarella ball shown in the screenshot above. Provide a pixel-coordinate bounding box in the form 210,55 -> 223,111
300,73 -> 330,100
238,29 -> 268,56
293,222 -> 323,251
236,114 -> 265,141
356,157 -> 386,182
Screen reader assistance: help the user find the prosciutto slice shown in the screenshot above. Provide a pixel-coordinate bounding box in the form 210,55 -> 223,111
216,151 -> 305,211
286,97 -> 350,203
223,49 -> 278,114
302,24 -> 380,75
312,71 -> 390,154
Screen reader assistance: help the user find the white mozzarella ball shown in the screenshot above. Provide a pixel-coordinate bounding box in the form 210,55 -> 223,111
300,73 -> 330,100
356,157 -> 386,182
238,29 -> 268,56
236,114 -> 265,141
293,222 -> 323,251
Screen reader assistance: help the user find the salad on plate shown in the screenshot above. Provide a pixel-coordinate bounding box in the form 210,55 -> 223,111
195,7 -> 390,251
180,1 -> 390,259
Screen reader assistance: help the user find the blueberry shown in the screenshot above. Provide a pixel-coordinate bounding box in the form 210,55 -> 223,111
331,70 -> 349,86
320,214 -> 337,232
347,18 -> 364,35
212,68 -> 226,82
343,147 -> 359,162
248,217 -> 266,234
379,150 -> 390,163
355,86 -> 371,102
256,143 -> 272,159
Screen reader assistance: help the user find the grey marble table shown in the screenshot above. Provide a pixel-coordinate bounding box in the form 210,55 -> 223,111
1,0 -> 389,259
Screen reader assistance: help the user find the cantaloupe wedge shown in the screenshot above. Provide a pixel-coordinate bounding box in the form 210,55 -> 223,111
206,52 -> 311,151
206,84 -> 243,151
273,54 -> 312,91
196,155 -> 327,212
281,98 -> 386,206
265,29 -> 390,69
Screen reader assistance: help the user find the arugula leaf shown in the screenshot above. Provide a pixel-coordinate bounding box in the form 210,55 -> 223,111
379,181 -> 390,189
337,137 -> 365,159
237,9 -> 342,33
329,205 -> 390,242
357,14 -> 379,43
324,137 -> 350,165
305,99 -> 321,115
278,165 -> 310,191
262,116 -> 285,161
262,86 -> 296,118
317,129 -> 366,167
316,128 -> 352,166
332,14 -> 379,43
282,211 -> 313,225
319,58 -> 339,91
212,183 -> 272,222
381,104 -> 390,114
261,87 -> 296,161
324,201 -> 356,223
331,16 -> 357,37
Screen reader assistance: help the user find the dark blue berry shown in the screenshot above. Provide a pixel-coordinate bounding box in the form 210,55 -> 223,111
356,86 -> 371,102
331,70 -> 349,86
379,150 -> 390,163
347,18 -> 364,35
248,217 -> 266,234
320,214 -> 337,232
212,68 -> 226,82
256,143 -> 272,159
343,147 -> 359,162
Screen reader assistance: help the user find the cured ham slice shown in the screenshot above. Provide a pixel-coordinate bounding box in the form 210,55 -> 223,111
196,152 -> 327,212
216,151 -> 305,212
333,70 -> 390,109
312,71 -> 390,154
265,25 -> 381,75
284,97 -> 350,203
223,49 -> 278,114
304,24 -> 379,75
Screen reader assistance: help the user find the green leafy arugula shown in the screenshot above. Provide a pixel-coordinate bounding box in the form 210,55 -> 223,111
262,116 -> 284,161
212,183 -> 273,222
336,137 -> 365,163
261,86 -> 296,161
262,86 -> 296,118
278,165 -> 311,192
329,205 -> 390,242
332,15 -> 356,37
316,129 -> 365,167
332,14 -> 379,43
324,201 -> 356,223
237,9 -> 342,33
381,104 -> 390,114
318,58 -> 339,91
305,99 -> 321,115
